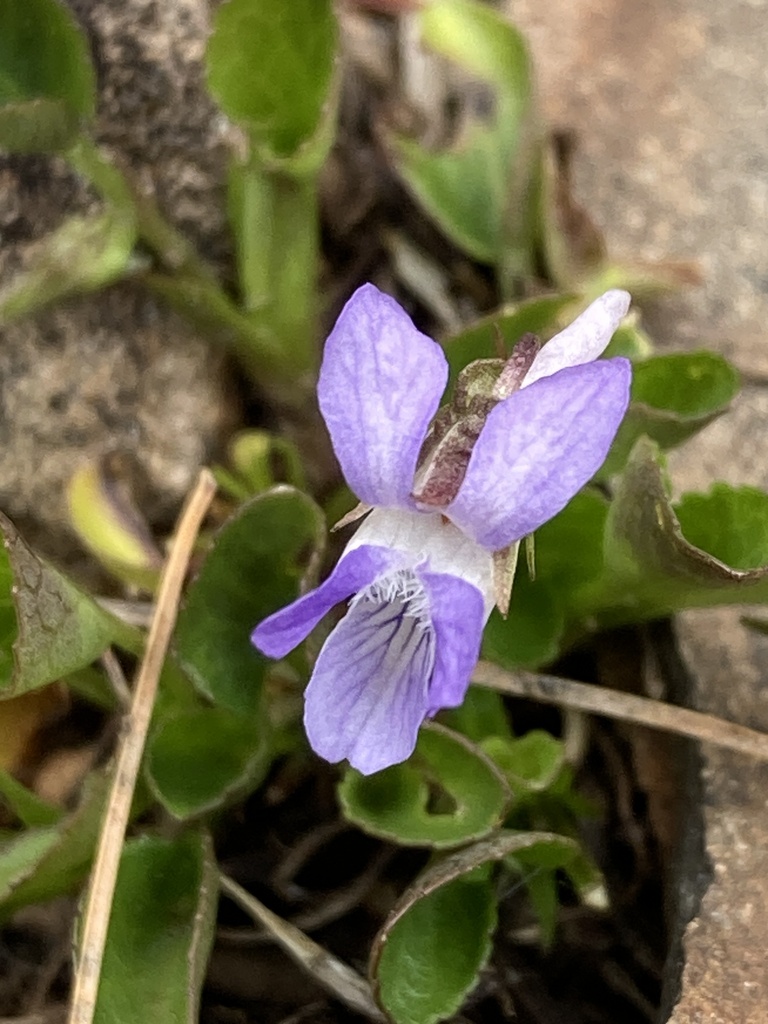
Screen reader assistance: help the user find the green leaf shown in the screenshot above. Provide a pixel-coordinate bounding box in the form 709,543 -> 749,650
206,0 -> 337,170
225,429 -> 307,496
391,128 -> 511,264
600,352 -> 740,476
0,512 -> 138,698
389,0 -> 532,264
584,438 -> 768,625
482,575 -> 565,670
602,321 -> 655,361
338,723 -> 510,848
92,831 -> 217,1024
375,870 -> 496,1024
0,772 -> 108,918
174,487 -> 325,715
0,210 -> 137,326
523,869 -> 558,947
440,686 -> 512,744
371,829 -> 587,1024
0,770 -> 62,828
442,293 -> 575,388
0,0 -> 95,152
66,458 -> 163,592
146,707 -> 269,819
675,484 -> 768,571
483,731 -> 565,793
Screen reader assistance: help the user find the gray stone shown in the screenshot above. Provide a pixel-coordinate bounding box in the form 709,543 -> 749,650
0,0 -> 233,567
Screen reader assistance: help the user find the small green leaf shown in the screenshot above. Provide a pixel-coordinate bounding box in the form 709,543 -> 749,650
587,438 -> 768,625
419,0 -> 530,91
67,458 -> 163,592
0,0 -> 95,152
442,294 -> 575,388
0,772 -> 109,918
174,487 -> 325,714
206,0 -> 337,170
0,512 -> 138,698
371,829 -> 587,1023
147,707 -> 269,820
675,484 -> 768,572
483,730 -> 564,793
390,0 -> 532,265
391,128 -> 510,264
601,352 -> 740,476
375,870 -> 496,1024
0,210 -> 137,326
0,771 -> 62,828
92,831 -> 217,1024
219,429 -> 307,497
339,723 -> 510,848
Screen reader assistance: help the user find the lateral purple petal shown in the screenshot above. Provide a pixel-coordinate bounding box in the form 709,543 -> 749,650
251,545 -> 398,659
303,593 -> 435,775
523,290 -> 630,387
447,359 -> 632,550
421,572 -> 485,715
318,284 -> 448,507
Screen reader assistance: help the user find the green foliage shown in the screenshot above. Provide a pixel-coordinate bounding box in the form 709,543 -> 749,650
92,832 -> 217,1024
600,352 -> 740,476
0,512 -> 138,698
207,0 -> 337,171
0,771 -> 62,828
0,773 -> 108,919
174,487 -> 325,714
339,724 -> 510,847
375,869 -> 497,1024
147,707 -> 269,819
0,0 -> 95,152
371,829 -> 593,1024
390,0 -> 532,267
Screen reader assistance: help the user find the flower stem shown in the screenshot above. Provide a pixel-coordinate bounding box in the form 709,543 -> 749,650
229,158 -> 320,378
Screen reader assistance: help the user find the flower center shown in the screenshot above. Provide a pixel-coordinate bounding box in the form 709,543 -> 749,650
353,568 -> 431,627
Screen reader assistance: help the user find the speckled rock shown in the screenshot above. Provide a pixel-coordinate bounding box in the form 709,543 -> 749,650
0,0 -> 234,565
505,0 -> 768,1019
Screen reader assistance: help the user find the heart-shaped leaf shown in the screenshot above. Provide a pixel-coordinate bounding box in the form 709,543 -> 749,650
339,723 -> 510,848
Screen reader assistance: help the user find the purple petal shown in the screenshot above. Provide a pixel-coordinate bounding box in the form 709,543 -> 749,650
446,359 -> 632,550
304,591 -> 435,775
318,284 -> 448,507
251,545 -> 398,659
523,290 -> 630,387
421,572 -> 486,714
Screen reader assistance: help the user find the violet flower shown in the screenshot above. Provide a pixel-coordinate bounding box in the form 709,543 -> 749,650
252,285 -> 632,775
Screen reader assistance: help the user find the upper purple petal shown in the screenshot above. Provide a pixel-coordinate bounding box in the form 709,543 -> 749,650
318,284 -> 448,507
421,571 -> 486,714
251,545 -> 398,659
446,358 -> 632,550
303,590 -> 435,775
522,290 -> 631,387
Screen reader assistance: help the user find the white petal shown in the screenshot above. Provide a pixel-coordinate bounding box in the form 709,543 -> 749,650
344,507 -> 495,617
522,290 -> 631,387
